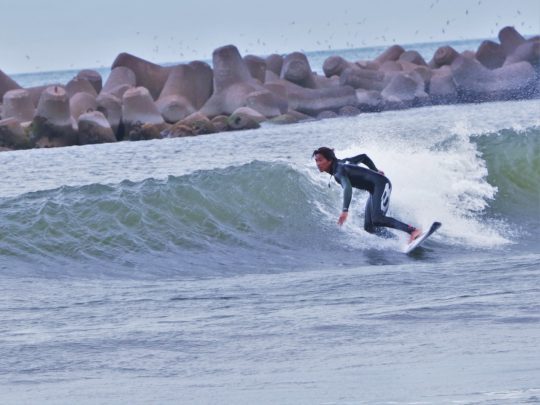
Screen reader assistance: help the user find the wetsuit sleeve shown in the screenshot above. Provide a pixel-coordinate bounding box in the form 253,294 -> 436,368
344,154 -> 378,171
339,174 -> 353,212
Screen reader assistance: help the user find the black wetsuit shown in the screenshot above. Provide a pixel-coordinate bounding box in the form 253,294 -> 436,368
331,154 -> 415,235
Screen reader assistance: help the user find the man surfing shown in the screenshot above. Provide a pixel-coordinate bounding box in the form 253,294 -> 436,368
313,146 -> 421,243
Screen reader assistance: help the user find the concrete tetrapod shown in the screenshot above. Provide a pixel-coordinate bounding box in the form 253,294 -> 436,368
32,86 -> 78,148
2,89 -> 35,123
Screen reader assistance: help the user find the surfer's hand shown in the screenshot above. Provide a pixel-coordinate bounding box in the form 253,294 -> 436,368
338,211 -> 348,226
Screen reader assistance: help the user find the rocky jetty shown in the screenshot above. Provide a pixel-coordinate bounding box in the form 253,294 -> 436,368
0,26 -> 538,151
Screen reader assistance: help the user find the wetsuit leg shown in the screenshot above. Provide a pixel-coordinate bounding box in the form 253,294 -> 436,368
369,179 -> 415,234
364,195 -> 375,233
365,191 -> 395,238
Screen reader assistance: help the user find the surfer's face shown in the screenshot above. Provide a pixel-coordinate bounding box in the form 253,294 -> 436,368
314,154 -> 332,173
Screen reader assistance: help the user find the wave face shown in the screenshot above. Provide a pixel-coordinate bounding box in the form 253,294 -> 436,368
0,162 -> 347,277
476,127 -> 540,220
473,127 -> 540,250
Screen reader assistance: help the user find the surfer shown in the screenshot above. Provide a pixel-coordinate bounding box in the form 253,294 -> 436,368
313,146 -> 421,243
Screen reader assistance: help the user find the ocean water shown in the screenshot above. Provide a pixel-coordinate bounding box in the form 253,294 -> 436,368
2,44 -> 540,403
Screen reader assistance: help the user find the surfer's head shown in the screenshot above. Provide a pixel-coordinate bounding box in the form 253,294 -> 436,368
313,147 -> 336,173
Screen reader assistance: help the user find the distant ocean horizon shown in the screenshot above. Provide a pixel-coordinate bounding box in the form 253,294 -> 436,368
10,37 -> 491,88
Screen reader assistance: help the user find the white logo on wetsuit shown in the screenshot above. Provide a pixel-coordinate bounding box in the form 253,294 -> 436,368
381,183 -> 391,213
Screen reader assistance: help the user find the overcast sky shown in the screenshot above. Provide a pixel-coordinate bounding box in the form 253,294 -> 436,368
2,0 -> 539,74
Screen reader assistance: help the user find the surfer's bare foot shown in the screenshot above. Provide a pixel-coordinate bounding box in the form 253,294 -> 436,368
409,228 -> 422,243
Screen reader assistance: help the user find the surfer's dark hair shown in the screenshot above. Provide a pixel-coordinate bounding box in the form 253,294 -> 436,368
312,147 -> 337,162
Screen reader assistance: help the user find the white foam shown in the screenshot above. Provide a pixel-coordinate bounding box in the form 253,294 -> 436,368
333,131 -> 510,248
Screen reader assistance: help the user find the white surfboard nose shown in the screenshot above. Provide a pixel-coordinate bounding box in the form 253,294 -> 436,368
404,222 -> 442,254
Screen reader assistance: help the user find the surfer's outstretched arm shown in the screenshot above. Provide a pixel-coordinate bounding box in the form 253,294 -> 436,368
344,154 -> 378,171
337,175 -> 352,226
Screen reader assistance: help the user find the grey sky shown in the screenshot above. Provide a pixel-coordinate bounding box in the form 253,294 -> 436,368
2,0 -> 539,74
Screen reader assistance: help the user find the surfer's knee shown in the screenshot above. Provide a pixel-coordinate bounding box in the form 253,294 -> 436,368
371,214 -> 387,227
364,224 -> 376,233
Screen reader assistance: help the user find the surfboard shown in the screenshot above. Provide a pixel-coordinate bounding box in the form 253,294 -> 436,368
404,222 -> 441,254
